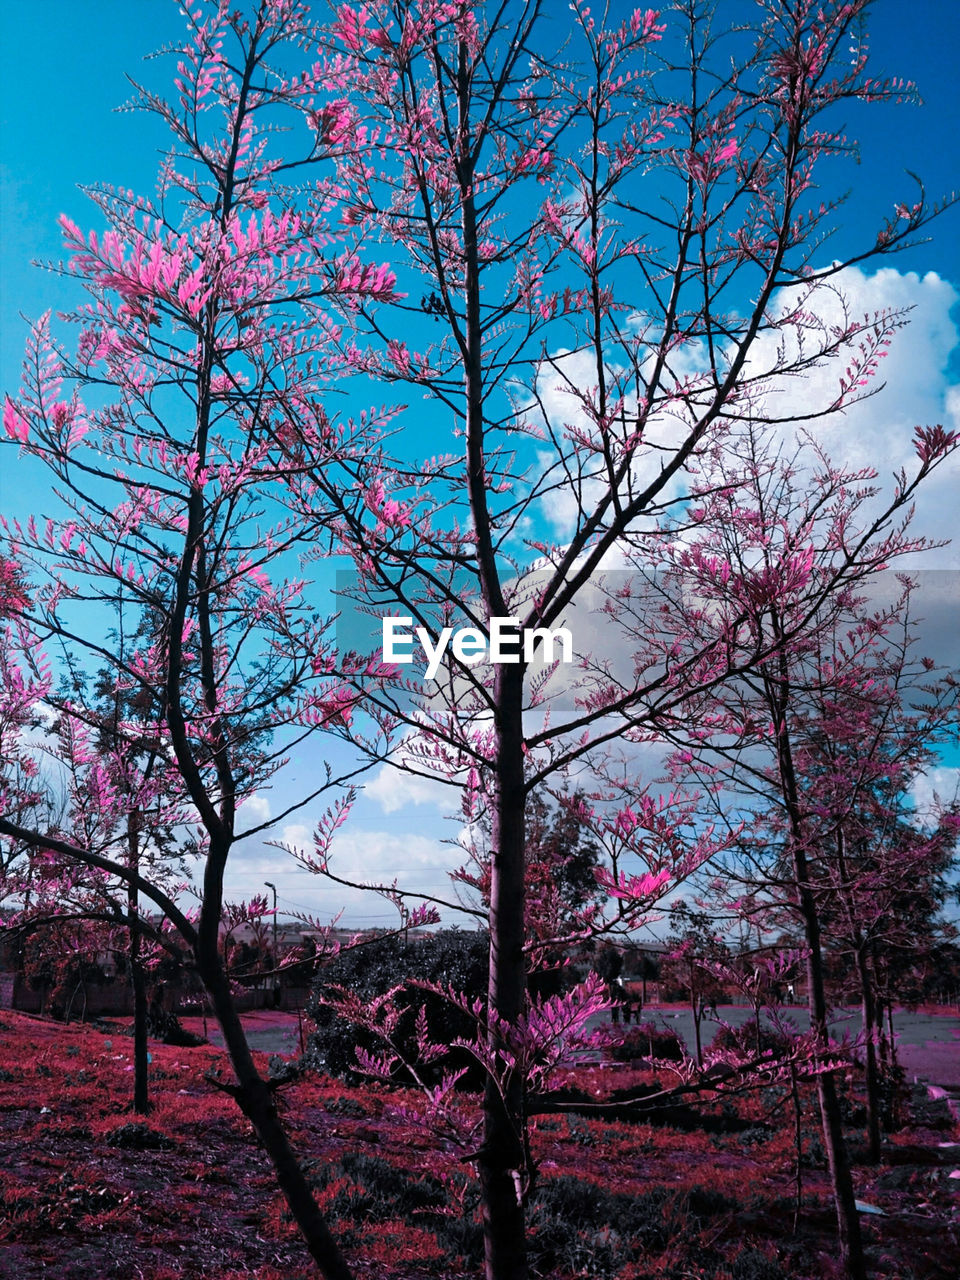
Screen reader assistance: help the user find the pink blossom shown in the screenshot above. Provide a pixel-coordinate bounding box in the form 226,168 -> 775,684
716,137 -> 738,164
3,398 -> 29,443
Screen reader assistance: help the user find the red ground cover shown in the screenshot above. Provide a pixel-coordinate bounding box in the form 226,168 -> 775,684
0,1010 -> 957,1279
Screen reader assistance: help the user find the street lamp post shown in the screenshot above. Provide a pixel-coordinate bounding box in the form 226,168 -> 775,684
264,881 -> 278,1008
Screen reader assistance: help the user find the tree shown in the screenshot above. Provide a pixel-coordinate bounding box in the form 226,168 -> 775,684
282,4 -> 955,1277
0,556 -> 50,886
90,608 -> 190,1111
3,3 -> 955,1279
306,926 -> 491,1084
664,903 -> 728,1065
452,788 -> 604,995
652,431 -> 958,1268
0,4 -> 407,1276
15,655 -> 189,1110
772,603 -> 959,1159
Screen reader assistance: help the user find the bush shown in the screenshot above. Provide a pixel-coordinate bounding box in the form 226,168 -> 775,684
323,1095 -> 369,1119
335,1153 -> 447,1217
710,1018 -> 794,1059
306,1151 -> 479,1263
534,1173 -> 608,1221
608,1186 -> 679,1252
431,1211 -> 485,1268
604,1020 -> 685,1063
267,1055 -> 302,1085
146,1004 -> 205,1047
305,929 -> 490,1086
878,1062 -> 906,1128
527,1177 -> 624,1277
687,1185 -> 737,1219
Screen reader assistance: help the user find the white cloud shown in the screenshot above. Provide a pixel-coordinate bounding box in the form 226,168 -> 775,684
327,827 -> 455,884
236,791 -> 271,834
530,345 -> 696,540
231,268 -> 958,908
219,826 -> 465,928
909,765 -> 960,824
532,266 -> 959,564
363,761 -> 454,815
280,822 -> 311,848
738,266 -> 960,566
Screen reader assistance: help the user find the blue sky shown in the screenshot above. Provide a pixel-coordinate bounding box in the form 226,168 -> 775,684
2,1 -> 959,395
2,1 -> 958,925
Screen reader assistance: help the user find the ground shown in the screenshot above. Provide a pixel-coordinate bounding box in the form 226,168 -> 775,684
0,1007 -> 957,1279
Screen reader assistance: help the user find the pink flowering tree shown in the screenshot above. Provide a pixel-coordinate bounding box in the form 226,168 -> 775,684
0,3 -> 413,1275
753,591 -> 959,1161
650,423 -> 958,1268
266,3 -> 956,1277
2,2 -> 956,1279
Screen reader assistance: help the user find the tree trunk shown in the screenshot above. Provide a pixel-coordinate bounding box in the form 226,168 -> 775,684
768,660 -> 866,1280
454,26 -> 530,1273
197,949 -> 354,1280
886,999 -> 898,1070
130,953 -> 149,1114
880,998 -> 896,1070
832,831 -> 880,1163
127,810 -> 149,1115
691,969 -> 703,1067
854,947 -> 881,1162
798,894 -> 866,1280
790,1062 -> 804,1232
482,662 -> 529,1280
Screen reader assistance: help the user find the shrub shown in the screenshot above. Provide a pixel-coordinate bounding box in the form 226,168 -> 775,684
310,1152 -> 447,1223
608,1186 -> 678,1252
336,1153 -> 447,1217
604,1020 -> 685,1063
267,1055 -> 302,1085
710,1018 -> 794,1059
878,1062 -> 907,1129
305,929 -> 490,1085
534,1173 -> 608,1221
146,1005 -> 205,1047
527,1177 -> 623,1277
323,1095 -> 369,1119
687,1184 -> 737,1219
430,1211 -> 485,1268
304,1150 -> 484,1268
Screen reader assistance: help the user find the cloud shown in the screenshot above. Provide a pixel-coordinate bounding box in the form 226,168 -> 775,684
533,266 -> 959,564
356,268 -> 959,838
279,822 -> 311,849
219,826 -> 466,928
363,761 -> 454,815
739,266 -> 959,566
909,765 -> 960,824
530,345 -> 695,540
236,792 -> 271,834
